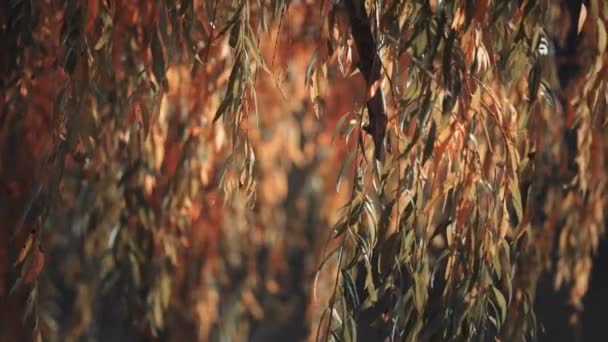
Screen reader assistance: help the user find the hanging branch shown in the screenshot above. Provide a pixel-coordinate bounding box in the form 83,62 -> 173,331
345,0 -> 387,160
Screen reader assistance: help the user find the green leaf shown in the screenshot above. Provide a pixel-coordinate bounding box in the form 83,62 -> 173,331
217,0 -> 246,38
430,249 -> 450,290
539,82 -> 556,108
151,27 -> 167,89
363,259 -> 377,303
413,262 -> 429,315
342,270 -> 360,311
305,51 -> 318,86
332,221 -> 347,238
597,18 -> 607,54
344,119 -> 357,144
336,150 -> 355,192
249,86 -> 260,128
213,57 -> 242,122
128,252 -> 141,287
528,61 -> 541,105
491,286 -> 507,325
499,239 -> 513,304
344,316 -> 357,342
23,286 -> 37,324
418,93 -> 432,125
442,30 -> 455,85
63,47 -> 77,74
229,19 -> 241,49
400,126 -> 421,159
492,248 -> 502,280
94,29 -> 112,50
159,1 -> 170,49
332,113 -> 350,143
488,315 -> 499,330
509,176 -> 523,223
244,28 -> 270,74
442,91 -> 456,114
422,119 -> 436,164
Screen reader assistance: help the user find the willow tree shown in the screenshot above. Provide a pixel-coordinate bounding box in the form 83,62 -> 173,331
1,0 -> 606,341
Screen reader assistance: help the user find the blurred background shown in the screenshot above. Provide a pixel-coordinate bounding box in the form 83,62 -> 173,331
1,1 -> 607,341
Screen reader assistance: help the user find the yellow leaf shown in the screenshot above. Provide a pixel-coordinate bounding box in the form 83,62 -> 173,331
15,232 -> 34,266
597,19 -> 607,54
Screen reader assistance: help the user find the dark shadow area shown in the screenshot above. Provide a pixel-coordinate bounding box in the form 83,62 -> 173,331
582,238 -> 608,342
536,237 -> 608,342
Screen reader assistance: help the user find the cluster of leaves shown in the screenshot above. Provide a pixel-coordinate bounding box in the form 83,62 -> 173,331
1,0 -> 343,341
1,0 -> 608,341
316,0 -> 608,341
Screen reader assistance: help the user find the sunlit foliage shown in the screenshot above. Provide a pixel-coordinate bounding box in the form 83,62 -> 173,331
1,0 -> 607,341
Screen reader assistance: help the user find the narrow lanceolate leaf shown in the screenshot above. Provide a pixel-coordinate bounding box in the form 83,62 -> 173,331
499,239 -> 513,305
151,26 -> 167,89
342,270 -> 360,311
229,19 -> 241,49
332,112 -> 350,143
23,285 -> 37,323
344,316 -> 357,342
577,4 -> 587,35
509,176 -> 523,223
244,29 -> 270,74
337,150 -> 356,192
15,231 -> 35,266
94,29 -> 112,50
422,119 -> 436,164
214,56 -> 242,122
217,0 -> 246,37
491,285 -> 507,325
528,61 -> 541,105
442,29 -> 455,86
597,18 -> 607,54
63,48 -> 77,74
539,82 -> 556,108
159,1 -> 170,46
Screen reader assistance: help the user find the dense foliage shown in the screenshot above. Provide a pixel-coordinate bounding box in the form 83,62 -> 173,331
1,0 -> 607,341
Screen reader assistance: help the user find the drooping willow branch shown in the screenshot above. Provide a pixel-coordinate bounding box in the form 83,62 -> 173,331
345,0 -> 387,160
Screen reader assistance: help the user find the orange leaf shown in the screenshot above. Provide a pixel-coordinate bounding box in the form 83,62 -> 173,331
451,8 -> 465,30
24,246 -> 45,285
367,80 -> 382,101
